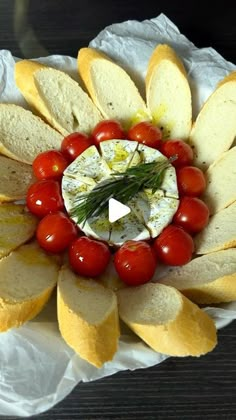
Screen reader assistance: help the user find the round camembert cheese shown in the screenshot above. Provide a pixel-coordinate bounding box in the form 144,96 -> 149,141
62,140 -> 179,245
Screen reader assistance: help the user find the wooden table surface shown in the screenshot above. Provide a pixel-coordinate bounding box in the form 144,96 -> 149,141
0,1 -> 236,419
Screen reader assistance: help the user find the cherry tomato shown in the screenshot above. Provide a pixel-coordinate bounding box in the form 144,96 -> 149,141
36,211 -> 78,253
61,132 -> 93,162
173,197 -> 209,234
114,240 -> 157,286
32,150 -> 68,180
160,139 -> 193,168
69,236 -> 111,277
176,166 -> 206,197
127,121 -> 162,149
153,225 -> 194,266
92,119 -> 126,146
26,179 -> 64,218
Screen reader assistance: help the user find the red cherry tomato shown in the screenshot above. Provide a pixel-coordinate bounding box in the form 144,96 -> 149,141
173,197 -> 209,234
153,225 -> 194,266
26,179 -> 64,218
176,166 -> 206,197
127,121 -> 162,149
114,240 -> 157,286
61,132 -> 93,162
32,150 -> 68,180
160,139 -> 193,168
36,211 -> 78,253
69,236 -> 111,277
92,119 -> 126,146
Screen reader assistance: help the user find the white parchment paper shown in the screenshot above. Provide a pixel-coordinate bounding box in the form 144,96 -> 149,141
0,13 -> 236,417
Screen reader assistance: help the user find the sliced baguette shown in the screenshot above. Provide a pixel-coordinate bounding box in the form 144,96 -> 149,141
0,242 -> 59,332
159,249 -> 236,304
0,104 -> 63,164
0,155 -> 36,201
117,283 -> 217,357
15,61 -> 103,136
77,47 -> 150,129
145,44 -> 192,140
57,266 -> 120,368
190,71 -> 236,170
195,201 -> 236,254
202,146 -> 236,214
0,203 -> 37,258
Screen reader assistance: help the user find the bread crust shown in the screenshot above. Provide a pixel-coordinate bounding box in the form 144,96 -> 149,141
118,284 -> 217,356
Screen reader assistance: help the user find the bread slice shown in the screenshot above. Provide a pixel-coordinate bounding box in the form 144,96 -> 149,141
57,266 -> 120,368
159,249 -> 236,304
195,201 -> 236,254
202,146 -> 236,214
117,283 -> 217,357
0,242 -> 59,332
77,47 -> 150,129
190,71 -> 236,170
0,203 -> 37,258
15,61 -> 103,136
0,155 -> 36,201
0,104 -> 63,164
145,44 -> 192,140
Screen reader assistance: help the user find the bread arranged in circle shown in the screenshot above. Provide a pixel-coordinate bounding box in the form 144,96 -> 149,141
0,242 -> 59,332
0,104 -> 63,164
0,155 -> 36,201
57,266 -> 120,367
0,42 -> 235,366
190,72 -> 236,170
15,60 -> 103,136
159,249 -> 236,304
77,47 -> 150,128
194,201 -> 236,254
117,283 -> 217,356
201,146 -> 236,214
145,44 -> 192,140
0,203 -> 37,259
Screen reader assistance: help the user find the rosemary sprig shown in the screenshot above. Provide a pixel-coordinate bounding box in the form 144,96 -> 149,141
71,155 -> 176,224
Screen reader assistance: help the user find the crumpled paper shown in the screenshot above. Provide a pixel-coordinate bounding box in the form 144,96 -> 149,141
0,13 -> 236,418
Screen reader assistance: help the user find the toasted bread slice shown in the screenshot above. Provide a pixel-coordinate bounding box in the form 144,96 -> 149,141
0,242 -> 58,332
202,146 -> 236,214
190,71 -> 236,170
57,266 -> 120,368
117,283 -> 217,357
159,249 -> 236,304
0,203 -> 37,259
0,104 -> 63,164
0,156 -> 36,201
15,61 -> 103,136
77,47 -> 150,129
145,44 -> 192,139
195,201 -> 236,254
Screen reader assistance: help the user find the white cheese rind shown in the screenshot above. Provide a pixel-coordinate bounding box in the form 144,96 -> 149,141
62,140 -> 179,244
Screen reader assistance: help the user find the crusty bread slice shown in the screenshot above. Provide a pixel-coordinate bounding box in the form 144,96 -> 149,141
145,44 -> 192,140
57,266 -> 120,368
0,203 -> 37,258
77,47 -> 150,129
159,249 -> 236,304
15,61 -> 103,136
0,155 -> 36,201
190,71 -> 236,170
0,104 -> 63,164
0,242 -> 59,332
202,146 -> 236,214
195,201 -> 236,254
117,283 -> 217,357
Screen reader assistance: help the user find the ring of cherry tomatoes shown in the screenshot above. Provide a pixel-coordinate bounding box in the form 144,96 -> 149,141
26,119 -> 209,286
